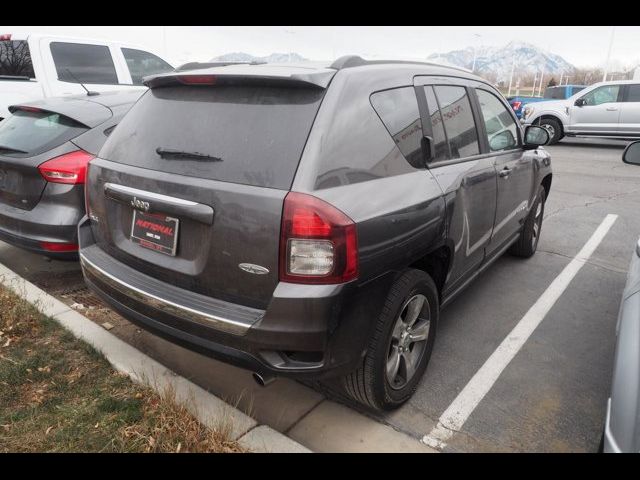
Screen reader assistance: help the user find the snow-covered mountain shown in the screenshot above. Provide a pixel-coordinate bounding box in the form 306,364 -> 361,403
428,41 -> 575,81
211,52 -> 308,63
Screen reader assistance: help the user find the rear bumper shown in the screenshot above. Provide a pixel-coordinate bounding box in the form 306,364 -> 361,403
0,183 -> 84,259
78,216 -> 391,378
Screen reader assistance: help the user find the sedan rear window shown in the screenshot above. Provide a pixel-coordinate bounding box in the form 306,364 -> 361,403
0,40 -> 35,78
99,85 -> 325,189
0,110 -> 87,157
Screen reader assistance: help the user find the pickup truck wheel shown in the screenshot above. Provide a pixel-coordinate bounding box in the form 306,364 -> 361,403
342,269 -> 438,411
509,185 -> 546,258
539,118 -> 562,144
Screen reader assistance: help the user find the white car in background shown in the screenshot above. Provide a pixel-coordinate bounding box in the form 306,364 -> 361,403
521,80 -> 640,144
0,32 -> 174,120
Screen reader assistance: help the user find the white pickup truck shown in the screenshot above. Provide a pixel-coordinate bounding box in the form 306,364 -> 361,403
0,32 -> 174,120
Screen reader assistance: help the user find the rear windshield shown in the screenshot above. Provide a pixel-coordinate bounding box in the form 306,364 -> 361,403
0,110 -> 87,157
544,86 -> 565,99
0,40 -> 35,79
99,85 -> 325,189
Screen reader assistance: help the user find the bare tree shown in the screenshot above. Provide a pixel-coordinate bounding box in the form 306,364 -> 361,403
0,40 -> 34,77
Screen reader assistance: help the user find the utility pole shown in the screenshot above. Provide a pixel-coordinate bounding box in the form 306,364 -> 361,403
603,26 -> 616,82
559,72 -> 563,86
531,71 -> 538,97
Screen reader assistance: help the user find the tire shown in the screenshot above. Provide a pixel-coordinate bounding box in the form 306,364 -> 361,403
539,117 -> 563,144
342,269 -> 439,411
509,185 -> 546,258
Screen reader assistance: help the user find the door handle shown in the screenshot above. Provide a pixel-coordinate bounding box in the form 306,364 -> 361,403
498,167 -> 512,178
606,107 -> 618,111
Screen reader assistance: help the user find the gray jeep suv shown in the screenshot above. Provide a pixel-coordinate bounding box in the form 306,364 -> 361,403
78,56 -> 552,411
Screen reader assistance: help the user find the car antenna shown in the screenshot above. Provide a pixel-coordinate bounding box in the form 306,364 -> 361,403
65,68 -> 100,96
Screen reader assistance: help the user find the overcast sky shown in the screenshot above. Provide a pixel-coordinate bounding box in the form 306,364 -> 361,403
2,26 -> 638,69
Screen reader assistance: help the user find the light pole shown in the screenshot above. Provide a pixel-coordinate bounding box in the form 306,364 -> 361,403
471,33 -> 482,72
507,56 -> 515,96
603,26 -> 616,82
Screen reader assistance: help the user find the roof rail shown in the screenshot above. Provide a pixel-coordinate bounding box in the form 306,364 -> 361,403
329,55 -> 473,74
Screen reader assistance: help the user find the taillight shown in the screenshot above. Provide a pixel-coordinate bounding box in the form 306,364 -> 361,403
279,192 -> 358,284
38,150 -> 94,185
512,101 -> 522,111
0,34 -> 11,41
177,75 -> 217,85
39,241 -> 78,252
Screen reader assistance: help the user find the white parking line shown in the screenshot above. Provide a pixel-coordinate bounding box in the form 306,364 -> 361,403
422,213 -> 618,450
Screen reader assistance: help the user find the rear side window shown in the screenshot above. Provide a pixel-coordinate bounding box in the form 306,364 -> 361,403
122,48 -> 173,85
0,40 -> 35,78
51,42 -> 118,84
100,85 -> 325,189
433,86 -> 480,159
0,110 -> 87,156
625,85 -> 640,102
423,86 -> 449,162
370,87 -> 423,168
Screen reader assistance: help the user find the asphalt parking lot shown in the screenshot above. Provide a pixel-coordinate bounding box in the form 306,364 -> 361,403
1,137 -> 638,452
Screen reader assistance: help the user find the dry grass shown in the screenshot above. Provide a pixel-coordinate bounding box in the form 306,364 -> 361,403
0,284 -> 246,453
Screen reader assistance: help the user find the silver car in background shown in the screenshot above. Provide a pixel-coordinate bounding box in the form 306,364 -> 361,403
604,140 -> 640,452
522,80 -> 640,145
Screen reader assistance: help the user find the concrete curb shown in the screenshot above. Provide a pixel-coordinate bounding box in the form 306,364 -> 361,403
0,261 -> 311,453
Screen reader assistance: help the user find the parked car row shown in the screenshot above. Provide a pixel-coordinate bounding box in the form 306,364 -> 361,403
0,54 -> 554,413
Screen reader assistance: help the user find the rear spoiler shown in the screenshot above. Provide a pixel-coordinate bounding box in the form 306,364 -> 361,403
144,65 -> 336,90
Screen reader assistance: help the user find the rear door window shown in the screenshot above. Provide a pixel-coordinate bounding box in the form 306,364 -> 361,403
0,110 -> 87,156
423,86 -> 449,162
50,42 -> 118,84
624,84 -> 640,102
122,48 -> 173,85
100,85 -> 325,189
0,40 -> 35,78
433,86 -> 480,159
370,87 -> 423,168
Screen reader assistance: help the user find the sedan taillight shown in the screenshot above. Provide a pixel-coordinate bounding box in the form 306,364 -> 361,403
38,150 -> 95,185
279,192 -> 358,284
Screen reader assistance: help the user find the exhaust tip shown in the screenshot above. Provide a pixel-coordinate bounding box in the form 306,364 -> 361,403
252,372 -> 276,387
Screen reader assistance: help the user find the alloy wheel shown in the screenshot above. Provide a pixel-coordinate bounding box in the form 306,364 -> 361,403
386,294 -> 431,390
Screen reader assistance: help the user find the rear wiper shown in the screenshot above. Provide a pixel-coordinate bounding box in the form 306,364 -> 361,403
155,147 -> 222,162
0,145 -> 27,154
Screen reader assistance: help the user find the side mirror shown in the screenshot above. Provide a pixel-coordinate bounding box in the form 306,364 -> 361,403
574,98 -> 586,107
523,125 -> 550,149
421,135 -> 434,165
622,141 -> 640,166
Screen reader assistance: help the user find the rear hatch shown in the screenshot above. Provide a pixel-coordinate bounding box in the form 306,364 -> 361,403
0,108 -> 89,210
88,77 -> 327,309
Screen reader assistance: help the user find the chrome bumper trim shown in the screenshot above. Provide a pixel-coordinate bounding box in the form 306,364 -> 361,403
79,253 -> 256,336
